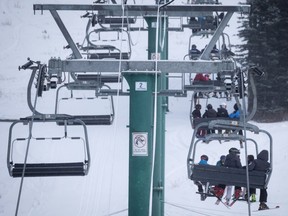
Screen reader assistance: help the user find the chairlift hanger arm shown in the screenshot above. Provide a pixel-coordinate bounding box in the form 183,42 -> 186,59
200,11 -> 233,60
33,4 -> 250,17
49,9 -> 82,59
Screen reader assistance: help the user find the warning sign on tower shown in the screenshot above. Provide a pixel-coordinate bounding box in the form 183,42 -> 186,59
132,132 -> 148,156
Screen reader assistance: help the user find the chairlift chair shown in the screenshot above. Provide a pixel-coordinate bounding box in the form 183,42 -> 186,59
55,81 -> 115,125
187,121 -> 273,197
80,25 -> 132,60
7,116 -> 91,177
96,14 -> 137,28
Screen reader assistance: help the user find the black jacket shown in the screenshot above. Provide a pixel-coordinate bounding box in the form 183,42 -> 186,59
224,152 -> 242,168
192,109 -> 201,118
203,108 -> 217,118
249,150 -> 270,172
217,107 -> 229,118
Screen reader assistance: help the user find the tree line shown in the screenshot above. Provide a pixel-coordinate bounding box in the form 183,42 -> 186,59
237,0 -> 288,122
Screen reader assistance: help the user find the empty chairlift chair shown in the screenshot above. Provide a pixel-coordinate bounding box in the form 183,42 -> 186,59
55,78 -> 116,125
7,116 -> 91,177
82,27 -> 132,60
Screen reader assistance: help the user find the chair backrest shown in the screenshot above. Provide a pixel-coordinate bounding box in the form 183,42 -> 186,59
191,164 -> 267,189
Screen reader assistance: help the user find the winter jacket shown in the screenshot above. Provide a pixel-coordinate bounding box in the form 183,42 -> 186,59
199,160 -> 208,165
194,73 -> 209,81
224,152 -> 242,168
248,150 -> 270,172
190,48 -> 201,55
192,109 -> 201,118
229,110 -> 240,119
203,108 -> 217,118
216,160 -> 224,167
217,107 -> 229,118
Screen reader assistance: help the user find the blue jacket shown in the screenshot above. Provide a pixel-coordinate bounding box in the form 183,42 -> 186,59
229,110 -> 240,119
199,160 -> 208,165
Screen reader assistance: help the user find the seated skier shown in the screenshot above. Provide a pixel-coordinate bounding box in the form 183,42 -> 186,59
249,150 -> 270,210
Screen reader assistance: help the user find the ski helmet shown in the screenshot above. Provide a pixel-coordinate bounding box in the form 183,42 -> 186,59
229,147 -> 240,154
207,104 -> 213,109
220,155 -> 226,161
220,102 -> 227,108
195,104 -> 202,110
248,155 -> 254,163
201,154 -> 209,161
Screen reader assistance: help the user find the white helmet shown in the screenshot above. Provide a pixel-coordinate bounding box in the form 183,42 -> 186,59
220,102 -> 227,108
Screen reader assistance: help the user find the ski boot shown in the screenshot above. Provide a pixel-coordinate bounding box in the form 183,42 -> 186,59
259,202 -> 269,210
251,194 -> 256,202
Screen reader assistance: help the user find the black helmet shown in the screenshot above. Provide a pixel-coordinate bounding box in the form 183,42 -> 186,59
220,155 -> 226,161
248,155 -> 254,163
201,154 -> 209,161
207,104 -> 213,109
229,147 -> 240,154
233,103 -> 239,111
195,104 -> 201,110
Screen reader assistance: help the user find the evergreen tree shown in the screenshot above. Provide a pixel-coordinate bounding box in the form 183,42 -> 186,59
238,0 -> 288,122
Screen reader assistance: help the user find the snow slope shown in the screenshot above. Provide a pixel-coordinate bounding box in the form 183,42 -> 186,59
1,0 -> 288,215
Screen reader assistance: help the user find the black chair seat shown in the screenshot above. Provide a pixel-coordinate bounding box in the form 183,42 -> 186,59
77,74 -> 121,83
57,115 -> 112,125
11,162 -> 86,177
89,52 -> 129,59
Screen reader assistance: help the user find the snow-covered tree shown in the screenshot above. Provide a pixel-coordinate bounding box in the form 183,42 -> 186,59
238,0 -> 288,122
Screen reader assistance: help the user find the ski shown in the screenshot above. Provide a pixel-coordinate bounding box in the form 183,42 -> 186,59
209,191 -> 230,208
215,196 -> 230,208
196,192 -> 229,208
228,191 -> 242,207
253,206 -> 280,212
228,198 -> 238,207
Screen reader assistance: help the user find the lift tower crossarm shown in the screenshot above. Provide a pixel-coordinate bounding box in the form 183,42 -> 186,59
33,4 -> 250,17
48,59 -> 235,74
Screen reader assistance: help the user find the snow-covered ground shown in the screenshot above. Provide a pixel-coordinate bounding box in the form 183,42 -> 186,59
1,0 -> 287,215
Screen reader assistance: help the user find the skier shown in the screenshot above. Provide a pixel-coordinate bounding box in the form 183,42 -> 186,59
192,104 -> 202,119
202,104 -> 217,134
225,147 -> 242,199
229,103 -> 243,147
216,155 -> 226,167
213,148 -> 242,202
189,44 -> 201,59
217,102 -> 229,118
217,102 -> 229,134
190,44 -> 201,53
195,155 -> 209,200
229,103 -> 240,119
192,73 -> 210,104
243,155 -> 257,202
192,104 -> 205,137
249,150 -> 270,210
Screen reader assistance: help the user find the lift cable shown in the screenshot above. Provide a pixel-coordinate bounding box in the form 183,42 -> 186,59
14,63 -> 44,216
240,67 -> 252,216
107,1 -> 126,213
148,2 -> 161,216
149,1 -> 175,216
163,200 -> 222,216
